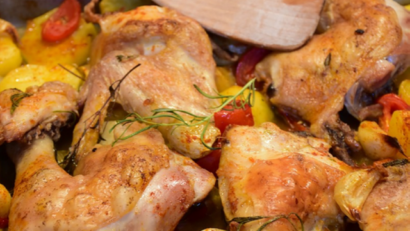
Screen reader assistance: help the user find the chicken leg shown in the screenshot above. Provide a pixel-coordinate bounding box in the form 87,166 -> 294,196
73,6 -> 220,160
218,123 -> 352,230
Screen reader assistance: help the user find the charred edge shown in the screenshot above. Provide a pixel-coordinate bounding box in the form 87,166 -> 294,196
292,131 -> 313,138
325,124 -> 355,166
382,135 -> 405,155
266,83 -> 276,98
355,29 -> 365,35
382,159 -> 410,168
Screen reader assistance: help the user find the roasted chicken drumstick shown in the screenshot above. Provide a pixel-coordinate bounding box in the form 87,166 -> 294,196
1,82 -> 215,230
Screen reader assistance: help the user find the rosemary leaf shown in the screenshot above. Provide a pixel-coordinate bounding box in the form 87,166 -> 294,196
10,92 -> 30,114
256,215 -> 287,231
324,53 -> 331,67
383,159 -> 410,168
58,64 -> 85,81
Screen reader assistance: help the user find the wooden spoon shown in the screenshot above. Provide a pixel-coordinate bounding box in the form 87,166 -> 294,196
153,0 -> 324,50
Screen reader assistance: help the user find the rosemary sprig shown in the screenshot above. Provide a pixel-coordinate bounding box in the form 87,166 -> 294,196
229,213 -> 304,231
111,78 -> 256,149
58,64 -> 85,81
10,92 -> 31,114
66,63 -> 141,168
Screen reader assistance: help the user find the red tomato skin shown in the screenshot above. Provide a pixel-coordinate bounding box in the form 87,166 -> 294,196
377,93 -> 410,131
197,101 -> 254,174
0,217 -> 8,228
235,48 -> 270,86
214,103 -> 254,134
42,0 -> 81,42
195,149 -> 221,175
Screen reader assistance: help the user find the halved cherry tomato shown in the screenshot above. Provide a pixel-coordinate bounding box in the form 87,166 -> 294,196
42,0 -> 81,42
195,142 -> 222,175
214,101 -> 254,134
0,217 -> 8,228
377,93 -> 410,131
196,101 -> 254,174
235,47 -> 270,86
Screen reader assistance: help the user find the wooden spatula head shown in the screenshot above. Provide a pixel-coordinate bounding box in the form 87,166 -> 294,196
153,0 -> 324,50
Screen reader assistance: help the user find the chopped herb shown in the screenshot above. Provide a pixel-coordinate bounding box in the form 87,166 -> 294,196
116,55 -> 136,62
383,159 -> 410,168
324,53 -> 331,67
355,29 -> 365,35
10,92 -> 30,114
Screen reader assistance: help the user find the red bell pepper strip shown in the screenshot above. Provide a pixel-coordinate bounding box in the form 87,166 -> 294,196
377,93 -> 410,131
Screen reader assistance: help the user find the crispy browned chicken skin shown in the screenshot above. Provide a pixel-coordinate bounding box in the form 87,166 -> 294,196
74,6 -> 220,160
218,123 -> 352,230
7,121 -> 215,231
255,0 -> 408,163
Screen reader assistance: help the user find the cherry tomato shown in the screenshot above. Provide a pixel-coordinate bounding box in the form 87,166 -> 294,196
42,0 -> 81,42
195,148 -> 221,175
0,217 -> 8,228
196,101 -> 254,174
277,108 -> 309,132
214,101 -> 254,134
235,47 -> 270,86
377,93 -> 410,131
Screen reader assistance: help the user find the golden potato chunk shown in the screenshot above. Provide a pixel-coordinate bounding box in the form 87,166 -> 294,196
0,19 -> 22,77
0,64 -> 83,92
358,121 -> 400,160
20,9 -> 97,66
0,184 -> 11,219
388,110 -> 410,157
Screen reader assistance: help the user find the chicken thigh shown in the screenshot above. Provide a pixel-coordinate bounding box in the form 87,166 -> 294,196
73,5 -> 220,160
217,123 -> 352,230
255,0 -> 409,163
